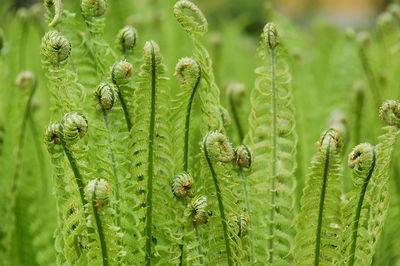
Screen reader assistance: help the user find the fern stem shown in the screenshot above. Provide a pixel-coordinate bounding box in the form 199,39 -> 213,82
315,134 -> 332,266
203,134 -> 233,266
61,142 -> 87,207
183,66 -> 201,172
102,109 -> 121,227
91,180 -> 109,266
348,148 -> 376,266
228,91 -> 244,141
239,166 -> 254,262
117,91 -> 132,131
193,222 -> 204,265
358,48 -> 380,108
145,42 -> 157,265
269,46 -> 277,264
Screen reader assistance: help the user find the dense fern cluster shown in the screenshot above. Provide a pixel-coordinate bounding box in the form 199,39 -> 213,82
1,0 -> 400,265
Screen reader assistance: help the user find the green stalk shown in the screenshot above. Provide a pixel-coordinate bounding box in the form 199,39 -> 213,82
91,180 -> 109,266
145,42 -> 157,265
117,90 -> 132,132
314,136 -> 331,266
269,47 -> 277,264
348,148 -> 376,266
183,64 -> 201,172
61,142 -> 87,207
203,134 -> 233,266
102,109 -> 121,227
228,91 -> 244,142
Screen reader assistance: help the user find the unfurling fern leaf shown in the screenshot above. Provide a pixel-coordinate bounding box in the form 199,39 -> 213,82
128,40 -> 176,265
245,22 -> 297,265
202,131 -> 242,265
341,143 -> 376,265
294,129 -> 343,265
174,0 -> 227,133
341,100 -> 400,265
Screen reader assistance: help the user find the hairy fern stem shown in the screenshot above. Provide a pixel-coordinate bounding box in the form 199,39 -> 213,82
315,132 -> 332,266
145,42 -> 157,265
348,146 -> 376,266
269,46 -> 277,264
203,133 -> 233,266
101,109 -> 121,227
91,180 -> 109,266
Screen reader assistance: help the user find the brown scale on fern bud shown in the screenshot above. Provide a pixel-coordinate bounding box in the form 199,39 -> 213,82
45,122 -> 62,146
111,60 -> 133,85
60,111 -> 88,145
85,179 -> 109,208
41,31 -> 71,65
235,144 -> 253,168
379,100 -> 400,127
94,81 -> 118,111
203,131 -> 234,163
263,22 -> 278,49
185,195 -> 208,223
171,172 -> 194,199
116,25 -> 137,55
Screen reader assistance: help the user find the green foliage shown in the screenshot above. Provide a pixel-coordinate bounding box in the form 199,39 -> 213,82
1,0 -> 400,265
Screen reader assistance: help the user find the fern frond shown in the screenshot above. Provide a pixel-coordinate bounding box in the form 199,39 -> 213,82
341,100 -> 400,265
245,22 -> 297,265
294,129 -> 343,265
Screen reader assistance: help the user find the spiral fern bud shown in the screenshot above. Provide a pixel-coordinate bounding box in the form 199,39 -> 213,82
15,71 -> 37,90
85,179 -> 109,206
318,128 -> 342,152
379,100 -> 400,127
44,122 -> 61,146
111,60 -> 133,85
235,144 -> 253,168
41,30 -> 71,64
173,0 -> 208,35
226,82 -> 245,107
185,195 -> 208,223
203,131 -> 234,163
230,214 -> 249,237
116,25 -> 137,54
81,0 -> 107,19
60,112 -> 88,145
94,81 -> 118,110
171,172 -> 194,199
348,143 -> 375,170
174,57 -> 201,87
263,22 -> 278,49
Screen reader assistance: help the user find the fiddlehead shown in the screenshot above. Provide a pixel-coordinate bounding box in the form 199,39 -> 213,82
185,195 -> 208,223
203,131 -> 238,265
173,1 -> 225,134
94,81 -> 118,111
294,129 -> 343,265
379,99 -> 400,127
235,144 -> 253,168
172,172 -> 195,199
341,143 -> 376,266
44,0 -> 62,27
116,25 -> 138,58
111,60 -> 133,131
41,30 -> 71,66
173,0 -> 208,36
172,57 -> 201,172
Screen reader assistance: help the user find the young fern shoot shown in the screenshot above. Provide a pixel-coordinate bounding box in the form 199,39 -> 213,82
245,22 -> 297,264
294,129 -> 343,265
